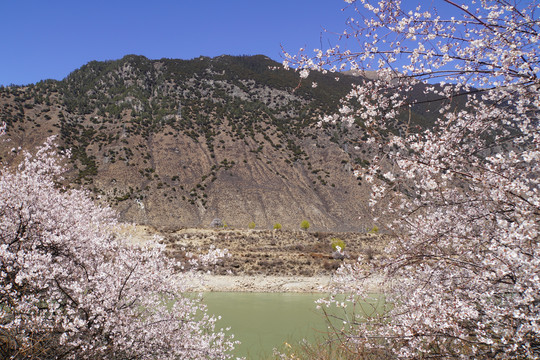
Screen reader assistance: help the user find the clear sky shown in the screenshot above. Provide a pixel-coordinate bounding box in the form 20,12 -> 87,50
0,0 -> 356,86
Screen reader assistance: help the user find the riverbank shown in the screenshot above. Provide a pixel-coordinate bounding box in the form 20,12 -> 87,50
192,274 -> 333,293
159,227 -> 388,277
119,225 -> 389,293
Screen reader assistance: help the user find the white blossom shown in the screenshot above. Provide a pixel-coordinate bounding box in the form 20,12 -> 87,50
285,0 -> 540,357
0,138 -> 236,359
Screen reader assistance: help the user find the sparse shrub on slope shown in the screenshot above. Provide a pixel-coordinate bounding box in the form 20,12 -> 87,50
330,237 -> 346,252
368,225 -> 379,234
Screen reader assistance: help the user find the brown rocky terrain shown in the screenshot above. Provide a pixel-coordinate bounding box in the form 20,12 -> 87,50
117,225 -> 389,292
0,55 -> 393,231
0,55 -> 442,231
153,227 -> 388,277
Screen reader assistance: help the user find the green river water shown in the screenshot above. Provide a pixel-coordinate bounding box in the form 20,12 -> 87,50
203,292 -> 386,359
203,292 -> 327,359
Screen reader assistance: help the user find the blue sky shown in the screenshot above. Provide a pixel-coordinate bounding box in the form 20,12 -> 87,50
0,0 -> 356,86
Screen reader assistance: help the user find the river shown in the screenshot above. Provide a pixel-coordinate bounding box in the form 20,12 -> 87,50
202,292 -> 386,359
203,292 -> 326,359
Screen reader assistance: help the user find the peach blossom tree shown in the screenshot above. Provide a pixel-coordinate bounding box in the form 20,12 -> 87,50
286,0 -> 539,358
0,136 -> 235,359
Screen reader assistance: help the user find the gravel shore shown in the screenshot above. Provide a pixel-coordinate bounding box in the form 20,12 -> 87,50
191,274 -> 333,293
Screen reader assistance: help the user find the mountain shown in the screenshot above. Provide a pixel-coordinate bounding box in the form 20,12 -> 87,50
0,54 -> 432,231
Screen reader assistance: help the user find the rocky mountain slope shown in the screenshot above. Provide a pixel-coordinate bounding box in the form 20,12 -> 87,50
0,55 -> 435,231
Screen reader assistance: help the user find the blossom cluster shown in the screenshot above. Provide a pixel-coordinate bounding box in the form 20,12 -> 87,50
0,137 -> 235,359
287,0 -> 539,358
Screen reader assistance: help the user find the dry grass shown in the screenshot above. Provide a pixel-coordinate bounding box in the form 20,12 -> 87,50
151,227 -> 389,276
270,337 -> 395,360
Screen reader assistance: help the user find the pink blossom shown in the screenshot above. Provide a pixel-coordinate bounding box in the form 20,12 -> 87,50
286,0 -> 540,358
0,138 -> 235,359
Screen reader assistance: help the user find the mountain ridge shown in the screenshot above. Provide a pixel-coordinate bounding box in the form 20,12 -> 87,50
0,54 -> 425,231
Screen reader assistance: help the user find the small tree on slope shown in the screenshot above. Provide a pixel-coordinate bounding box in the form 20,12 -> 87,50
286,0 -> 540,358
0,136 -> 234,359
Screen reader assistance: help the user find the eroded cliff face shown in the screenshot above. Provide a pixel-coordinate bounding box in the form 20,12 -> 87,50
0,55 -> 414,231
109,126 -> 374,231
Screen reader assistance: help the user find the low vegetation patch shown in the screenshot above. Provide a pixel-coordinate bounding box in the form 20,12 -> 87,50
157,228 -> 388,276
